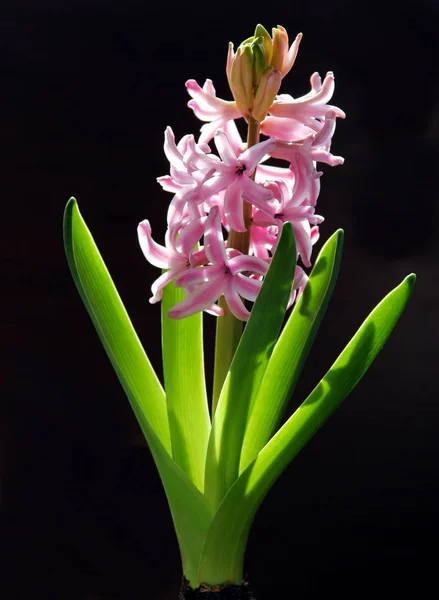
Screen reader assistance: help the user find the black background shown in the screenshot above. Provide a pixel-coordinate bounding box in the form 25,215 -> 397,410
3,1 -> 438,598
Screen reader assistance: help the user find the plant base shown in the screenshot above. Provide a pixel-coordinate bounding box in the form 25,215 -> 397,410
179,577 -> 256,599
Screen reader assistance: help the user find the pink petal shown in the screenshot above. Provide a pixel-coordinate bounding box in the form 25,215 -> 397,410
292,219 -> 313,267
190,247 -> 208,267
311,148 -> 345,166
228,254 -> 268,276
203,79 -> 216,96
175,264 -> 223,288
168,276 -> 225,319
224,278 -> 250,321
222,120 -> 245,157
214,129 -> 238,166
240,137 -> 277,173
185,173 -> 230,205
252,211 -> 277,227
137,220 -> 173,268
184,136 -> 220,171
250,224 -> 277,258
311,225 -> 320,245
224,182 -> 246,233
260,116 -> 315,141
150,269 -> 180,304
175,217 -> 206,257
164,127 -> 187,172
241,177 -> 274,212
205,303 -> 225,317
198,118 -> 231,144
157,175 -> 182,193
269,72 -> 346,120
167,191 -> 189,226
204,206 -> 228,264
234,274 -> 263,301
185,79 -> 240,121
255,164 -> 295,184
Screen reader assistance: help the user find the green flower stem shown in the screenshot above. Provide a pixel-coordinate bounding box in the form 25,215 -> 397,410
212,297 -> 243,414
211,117 -> 261,415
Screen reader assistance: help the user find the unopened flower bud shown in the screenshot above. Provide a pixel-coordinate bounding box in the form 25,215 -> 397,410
254,24 -> 273,66
271,26 -> 302,78
252,69 -> 282,122
227,24 -> 302,121
229,43 -> 255,116
252,38 -> 268,87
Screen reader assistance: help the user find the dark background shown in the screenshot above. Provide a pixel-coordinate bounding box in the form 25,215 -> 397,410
3,1 -> 438,598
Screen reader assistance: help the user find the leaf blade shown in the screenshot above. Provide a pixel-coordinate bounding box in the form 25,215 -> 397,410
240,229 -> 344,472
63,198 -> 213,583
64,198 -> 171,452
204,223 -> 296,509
161,281 -> 211,492
198,273 -> 416,585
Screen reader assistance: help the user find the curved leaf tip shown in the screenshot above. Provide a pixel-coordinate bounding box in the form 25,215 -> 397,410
405,273 -> 416,288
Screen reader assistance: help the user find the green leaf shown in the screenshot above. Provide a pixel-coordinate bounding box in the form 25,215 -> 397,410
240,229 -> 343,473
63,198 -> 213,583
204,223 -> 296,510
198,273 -> 416,585
63,197 -> 171,452
161,281 -> 211,493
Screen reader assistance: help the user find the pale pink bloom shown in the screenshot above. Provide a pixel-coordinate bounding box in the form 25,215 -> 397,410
186,79 -> 241,144
255,163 -> 295,186
256,156 -> 319,210
157,127 -> 217,224
249,221 -> 278,259
270,110 -> 344,168
184,130 -> 276,232
261,72 -> 346,141
138,218 -> 207,304
290,154 -> 322,208
202,189 -> 228,229
168,207 -> 268,321
252,180 -> 323,267
221,118 -> 246,157
266,114 -> 345,212
259,137 -> 322,209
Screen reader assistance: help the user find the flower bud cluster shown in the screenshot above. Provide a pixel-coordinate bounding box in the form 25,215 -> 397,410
138,27 -> 345,321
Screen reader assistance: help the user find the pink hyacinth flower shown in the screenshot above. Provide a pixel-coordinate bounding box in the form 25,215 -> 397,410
270,110 -> 345,168
168,206 -> 268,321
184,129 -> 276,232
261,72 -> 346,142
249,221 -> 278,259
186,79 -> 242,144
157,127 -> 217,225
252,180 -> 323,267
137,217 -> 207,303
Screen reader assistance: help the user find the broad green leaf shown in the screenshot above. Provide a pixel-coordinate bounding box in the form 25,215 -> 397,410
204,223 -> 296,510
162,282 -> 211,493
64,198 -> 171,452
198,274 -> 416,585
63,198 -> 213,583
123,395 -> 213,585
240,229 -> 343,473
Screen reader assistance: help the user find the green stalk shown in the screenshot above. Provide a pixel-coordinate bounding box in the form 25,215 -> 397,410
212,297 -> 243,414
211,117 -> 261,415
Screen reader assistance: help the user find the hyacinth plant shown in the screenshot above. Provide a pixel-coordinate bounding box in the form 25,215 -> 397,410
63,24 -> 415,598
